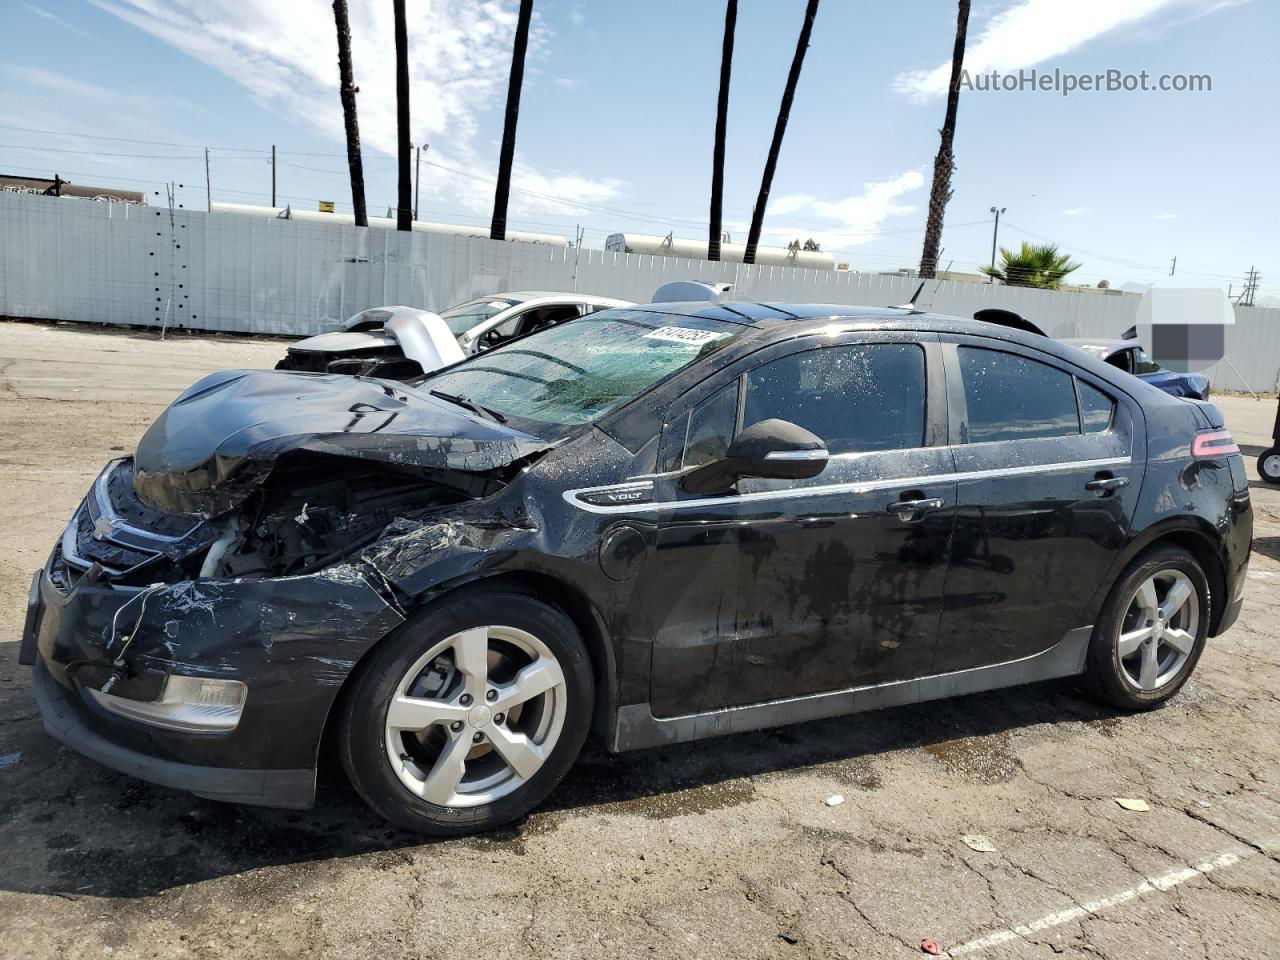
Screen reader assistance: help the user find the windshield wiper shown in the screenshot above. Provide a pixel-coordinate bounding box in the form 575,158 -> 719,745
429,388 -> 507,423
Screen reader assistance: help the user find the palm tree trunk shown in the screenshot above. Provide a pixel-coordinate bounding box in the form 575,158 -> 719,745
491,0 -> 534,241
708,0 -> 737,262
744,0 -> 819,266
918,0 -> 970,279
393,0 -> 412,231
332,0 -> 367,227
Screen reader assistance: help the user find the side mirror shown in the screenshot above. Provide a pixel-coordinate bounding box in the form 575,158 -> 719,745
682,419 -> 829,496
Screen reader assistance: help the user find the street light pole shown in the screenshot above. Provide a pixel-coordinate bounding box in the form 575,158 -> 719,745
989,205 -> 1005,281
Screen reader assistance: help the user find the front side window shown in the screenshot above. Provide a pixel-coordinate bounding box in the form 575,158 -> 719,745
683,382 -> 738,467
741,343 -> 926,455
960,347 -> 1079,443
1133,348 -> 1161,375
424,310 -> 744,429
439,298 -> 520,336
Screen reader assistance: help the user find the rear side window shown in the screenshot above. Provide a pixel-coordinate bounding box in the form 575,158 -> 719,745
742,343 -> 926,455
959,347 -> 1079,442
1078,381 -> 1115,433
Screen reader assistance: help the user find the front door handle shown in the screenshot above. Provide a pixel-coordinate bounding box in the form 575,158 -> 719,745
886,497 -> 944,521
1085,475 -> 1129,496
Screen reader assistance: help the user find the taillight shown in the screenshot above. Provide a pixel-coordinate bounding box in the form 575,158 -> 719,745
1192,429 -> 1239,458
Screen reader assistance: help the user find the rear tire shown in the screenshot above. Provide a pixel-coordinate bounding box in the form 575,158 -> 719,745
338,589 -> 593,835
1085,546 -> 1209,711
1258,446 -> 1280,485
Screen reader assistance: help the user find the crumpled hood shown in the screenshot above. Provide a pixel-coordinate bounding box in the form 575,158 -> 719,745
133,369 -> 549,517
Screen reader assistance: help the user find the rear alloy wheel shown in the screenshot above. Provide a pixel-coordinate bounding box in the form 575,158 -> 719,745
339,591 -> 592,834
1086,546 -> 1209,710
1258,446 -> 1280,485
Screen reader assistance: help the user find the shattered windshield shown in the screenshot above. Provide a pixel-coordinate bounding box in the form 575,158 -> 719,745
439,298 -> 520,336
422,309 -> 744,428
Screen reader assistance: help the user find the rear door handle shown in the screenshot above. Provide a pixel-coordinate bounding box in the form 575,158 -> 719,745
886,497 -> 944,521
1085,476 -> 1129,495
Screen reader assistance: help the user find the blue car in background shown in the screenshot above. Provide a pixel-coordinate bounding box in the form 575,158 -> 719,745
1062,338 -> 1211,400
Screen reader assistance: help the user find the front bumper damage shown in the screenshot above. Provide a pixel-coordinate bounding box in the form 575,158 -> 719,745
24,369 -> 554,808
25,512 -> 405,809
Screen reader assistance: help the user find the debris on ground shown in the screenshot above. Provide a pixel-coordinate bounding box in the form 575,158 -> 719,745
824,794 -> 845,807
921,937 -> 943,955
1115,797 -> 1151,812
961,834 -> 997,853
0,753 -> 19,769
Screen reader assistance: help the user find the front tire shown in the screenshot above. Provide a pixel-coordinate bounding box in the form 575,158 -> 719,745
1258,446 -> 1280,485
1085,546 -> 1209,710
338,589 -> 593,835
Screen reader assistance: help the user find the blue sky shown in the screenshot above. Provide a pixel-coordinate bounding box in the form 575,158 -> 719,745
2,0 -> 1276,297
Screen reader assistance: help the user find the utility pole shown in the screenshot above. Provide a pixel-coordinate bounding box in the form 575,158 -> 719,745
1169,256 -> 1177,276
413,144 -> 421,220
989,206 -> 1005,281
271,144 -> 277,207
204,147 -> 211,212
1239,266 -> 1260,307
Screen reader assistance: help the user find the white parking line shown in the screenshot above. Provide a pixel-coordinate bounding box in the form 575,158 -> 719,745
947,849 -> 1246,956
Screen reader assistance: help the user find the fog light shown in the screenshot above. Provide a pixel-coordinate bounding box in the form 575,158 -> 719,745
87,675 -> 247,732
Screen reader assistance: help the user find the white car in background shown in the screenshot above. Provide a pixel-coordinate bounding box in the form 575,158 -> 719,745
277,291 -> 633,380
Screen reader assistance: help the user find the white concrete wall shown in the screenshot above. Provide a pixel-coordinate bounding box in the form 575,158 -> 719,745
1,192 -> 1275,392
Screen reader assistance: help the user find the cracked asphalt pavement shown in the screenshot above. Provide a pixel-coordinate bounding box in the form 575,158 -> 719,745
1,320 -> 1278,959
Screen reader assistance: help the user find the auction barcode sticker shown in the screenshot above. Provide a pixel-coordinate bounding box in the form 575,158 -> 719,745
642,326 -> 726,345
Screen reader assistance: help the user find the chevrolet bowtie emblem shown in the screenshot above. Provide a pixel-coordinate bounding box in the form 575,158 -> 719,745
92,516 -> 118,541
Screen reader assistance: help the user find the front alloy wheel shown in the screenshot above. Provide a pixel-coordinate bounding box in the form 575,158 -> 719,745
384,625 -> 567,807
339,589 -> 593,835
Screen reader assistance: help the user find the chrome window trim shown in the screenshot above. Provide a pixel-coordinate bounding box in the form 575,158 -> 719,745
564,455 -> 1133,515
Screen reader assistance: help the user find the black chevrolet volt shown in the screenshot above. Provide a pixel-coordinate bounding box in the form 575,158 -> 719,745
21,302 -> 1252,834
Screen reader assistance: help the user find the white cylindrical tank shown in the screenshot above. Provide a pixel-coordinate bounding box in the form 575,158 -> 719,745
210,202 -> 567,246
606,232 -> 834,270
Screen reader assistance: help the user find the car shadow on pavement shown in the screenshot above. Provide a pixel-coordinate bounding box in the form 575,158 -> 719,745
0,674 -> 1133,901
1249,535 -> 1280,563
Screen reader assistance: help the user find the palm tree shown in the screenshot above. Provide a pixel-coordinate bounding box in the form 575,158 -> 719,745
708,0 -> 737,262
491,0 -> 534,241
981,242 -> 1082,288
392,0 -> 411,231
332,0 -> 367,227
744,0 -> 820,266
918,0 -> 971,279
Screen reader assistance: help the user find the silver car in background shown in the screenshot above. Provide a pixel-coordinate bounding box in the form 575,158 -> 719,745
277,291 -> 633,379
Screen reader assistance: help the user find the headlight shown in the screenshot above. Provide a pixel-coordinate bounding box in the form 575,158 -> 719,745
87,675 -> 247,732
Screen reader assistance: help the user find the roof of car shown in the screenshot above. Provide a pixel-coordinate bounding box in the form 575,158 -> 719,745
1061,338 -> 1131,354
625,301 -> 1155,374
496,291 -> 630,304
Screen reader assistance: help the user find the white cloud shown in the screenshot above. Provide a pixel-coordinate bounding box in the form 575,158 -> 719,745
1063,207 -> 1086,215
1154,212 -> 1178,219
26,3 -> 98,40
554,76 -> 579,88
894,0 -> 1233,101
569,5 -> 585,27
749,171 -> 926,249
88,0 -> 623,215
